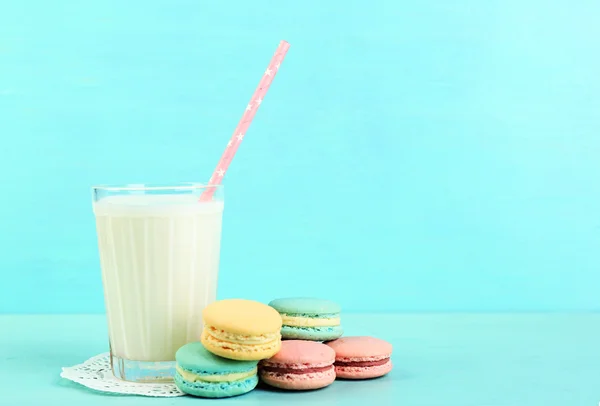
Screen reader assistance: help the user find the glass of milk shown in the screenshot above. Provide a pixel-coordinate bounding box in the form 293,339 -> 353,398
92,183 -> 224,382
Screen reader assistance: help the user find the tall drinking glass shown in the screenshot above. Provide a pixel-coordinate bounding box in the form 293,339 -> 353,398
92,183 -> 224,382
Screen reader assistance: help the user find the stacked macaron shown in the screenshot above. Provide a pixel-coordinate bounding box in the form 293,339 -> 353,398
200,299 -> 282,360
174,299 -> 282,398
174,297 -> 393,398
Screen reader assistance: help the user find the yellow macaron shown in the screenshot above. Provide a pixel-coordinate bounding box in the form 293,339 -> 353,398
201,299 -> 282,361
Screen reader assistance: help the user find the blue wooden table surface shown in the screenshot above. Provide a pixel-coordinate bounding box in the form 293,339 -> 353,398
1,314 -> 598,405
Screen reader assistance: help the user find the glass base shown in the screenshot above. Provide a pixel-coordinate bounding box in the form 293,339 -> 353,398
110,353 -> 175,383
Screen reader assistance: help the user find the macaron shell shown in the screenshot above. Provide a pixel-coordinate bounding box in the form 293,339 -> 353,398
260,368 -> 336,390
281,314 -> 341,327
281,325 -> 343,341
269,297 -> 341,315
335,359 -> 393,379
265,340 -> 335,364
175,372 -> 258,398
176,342 -> 258,373
326,336 -> 393,358
203,299 -> 282,335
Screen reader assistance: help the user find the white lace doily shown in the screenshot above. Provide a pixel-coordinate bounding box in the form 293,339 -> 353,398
60,353 -> 185,397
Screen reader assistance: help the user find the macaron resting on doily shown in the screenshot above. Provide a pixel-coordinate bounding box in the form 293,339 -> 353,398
174,342 -> 258,398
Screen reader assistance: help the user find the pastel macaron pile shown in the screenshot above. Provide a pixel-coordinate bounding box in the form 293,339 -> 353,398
175,299 -> 282,398
174,297 -> 392,398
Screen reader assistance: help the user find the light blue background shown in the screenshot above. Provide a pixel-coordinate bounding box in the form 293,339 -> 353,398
1,1 -> 599,314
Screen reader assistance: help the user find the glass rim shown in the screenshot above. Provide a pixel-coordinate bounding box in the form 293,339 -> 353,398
92,182 -> 223,192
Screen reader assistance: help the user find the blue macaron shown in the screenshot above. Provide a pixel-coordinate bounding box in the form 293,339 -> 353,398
174,342 -> 258,398
269,297 -> 343,341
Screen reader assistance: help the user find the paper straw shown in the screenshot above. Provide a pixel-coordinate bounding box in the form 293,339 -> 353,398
200,40 -> 290,202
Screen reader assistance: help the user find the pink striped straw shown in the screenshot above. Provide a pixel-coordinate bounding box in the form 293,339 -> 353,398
200,40 -> 290,202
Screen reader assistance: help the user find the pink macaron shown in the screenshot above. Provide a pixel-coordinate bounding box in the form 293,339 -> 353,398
259,340 -> 336,390
326,336 -> 393,379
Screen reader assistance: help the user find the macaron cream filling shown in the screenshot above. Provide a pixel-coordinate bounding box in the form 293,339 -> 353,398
176,365 -> 258,383
280,314 -> 341,327
201,328 -> 282,355
335,357 -> 390,367
260,360 -> 335,375
205,325 -> 280,344
261,364 -> 334,374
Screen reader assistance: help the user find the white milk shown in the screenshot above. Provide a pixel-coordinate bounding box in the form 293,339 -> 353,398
94,194 -> 223,362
